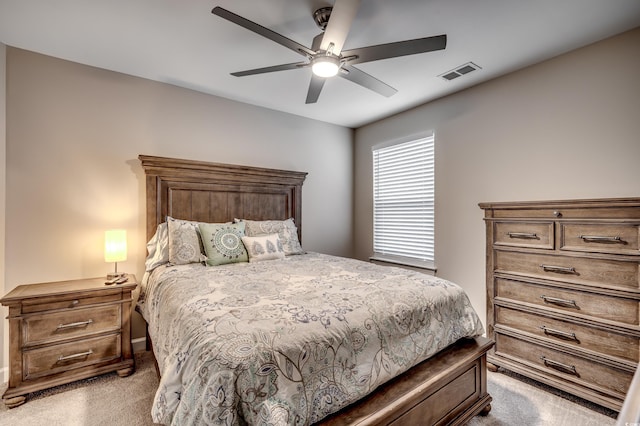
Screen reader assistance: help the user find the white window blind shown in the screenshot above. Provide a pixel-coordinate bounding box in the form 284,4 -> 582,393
372,135 -> 434,267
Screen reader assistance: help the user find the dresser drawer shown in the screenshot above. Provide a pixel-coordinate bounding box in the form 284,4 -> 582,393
495,278 -> 639,326
495,250 -> 640,291
23,305 -> 121,347
495,333 -> 633,398
24,334 -> 121,381
560,223 -> 640,255
21,292 -> 122,314
486,205 -> 640,220
494,221 -> 554,249
495,306 -> 639,362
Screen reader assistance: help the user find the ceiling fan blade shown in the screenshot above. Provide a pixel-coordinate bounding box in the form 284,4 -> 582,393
305,75 -> 326,104
212,7 -> 315,57
339,65 -> 397,97
320,0 -> 361,55
231,62 -> 309,77
342,34 -> 447,66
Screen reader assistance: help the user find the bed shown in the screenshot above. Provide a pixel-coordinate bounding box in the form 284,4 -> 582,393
138,155 -> 493,425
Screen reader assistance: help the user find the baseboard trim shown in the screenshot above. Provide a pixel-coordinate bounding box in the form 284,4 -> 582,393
132,337 -> 147,353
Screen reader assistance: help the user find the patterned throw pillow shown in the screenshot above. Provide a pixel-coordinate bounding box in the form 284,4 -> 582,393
241,234 -> 285,262
199,222 -> 249,266
238,218 -> 304,255
167,217 -> 203,265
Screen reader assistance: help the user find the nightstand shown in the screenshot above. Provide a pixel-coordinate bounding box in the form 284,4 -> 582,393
1,275 -> 137,408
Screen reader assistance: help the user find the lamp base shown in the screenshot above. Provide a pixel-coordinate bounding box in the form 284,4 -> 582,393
107,272 -> 125,280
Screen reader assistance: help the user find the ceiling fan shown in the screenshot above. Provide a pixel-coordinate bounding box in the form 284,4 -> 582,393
212,0 -> 447,104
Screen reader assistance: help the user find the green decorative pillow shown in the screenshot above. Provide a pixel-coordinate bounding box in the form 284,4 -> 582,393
199,222 -> 249,266
241,234 -> 285,262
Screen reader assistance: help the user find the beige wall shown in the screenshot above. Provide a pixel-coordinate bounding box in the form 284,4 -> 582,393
0,43 -> 6,382
354,28 -> 640,330
3,48 -> 354,373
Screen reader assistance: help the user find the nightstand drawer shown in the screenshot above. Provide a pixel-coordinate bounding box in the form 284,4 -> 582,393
24,334 -> 121,381
495,278 -> 639,325
21,292 -> 122,314
560,223 -> 640,255
493,221 -> 554,249
495,250 -> 640,290
23,305 -> 121,346
495,306 -> 639,362
495,333 -> 633,398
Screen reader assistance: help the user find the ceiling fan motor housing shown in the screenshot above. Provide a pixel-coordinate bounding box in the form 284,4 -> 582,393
313,7 -> 333,31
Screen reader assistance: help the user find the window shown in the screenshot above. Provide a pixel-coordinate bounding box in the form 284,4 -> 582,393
372,134 -> 435,270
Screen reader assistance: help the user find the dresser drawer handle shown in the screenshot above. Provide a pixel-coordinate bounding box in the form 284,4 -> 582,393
57,319 -> 93,330
540,295 -> 579,309
57,349 -> 93,362
540,264 -> 576,274
540,326 -> 578,341
507,232 -> 539,239
579,235 -> 624,243
540,356 -> 579,376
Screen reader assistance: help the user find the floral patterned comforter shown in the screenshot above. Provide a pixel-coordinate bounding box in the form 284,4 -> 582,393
138,252 -> 484,425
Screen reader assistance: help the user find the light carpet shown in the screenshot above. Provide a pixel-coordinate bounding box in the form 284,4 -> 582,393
468,367 -> 617,426
0,352 -> 618,425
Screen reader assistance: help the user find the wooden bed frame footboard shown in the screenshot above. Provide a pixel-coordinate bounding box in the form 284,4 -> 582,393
320,337 -> 493,426
139,155 -> 494,425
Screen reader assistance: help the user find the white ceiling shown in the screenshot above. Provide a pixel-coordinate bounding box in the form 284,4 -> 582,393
1,0 -> 640,128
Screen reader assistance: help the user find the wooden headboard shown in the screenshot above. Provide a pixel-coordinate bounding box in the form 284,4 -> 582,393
139,155 -> 307,243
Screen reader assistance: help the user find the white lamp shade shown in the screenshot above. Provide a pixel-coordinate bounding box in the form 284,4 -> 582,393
105,230 -> 127,263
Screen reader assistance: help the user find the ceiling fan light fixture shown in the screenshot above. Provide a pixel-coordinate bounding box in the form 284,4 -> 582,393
312,55 -> 340,78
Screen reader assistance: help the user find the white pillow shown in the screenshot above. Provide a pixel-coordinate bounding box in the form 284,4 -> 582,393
241,234 -> 285,262
237,218 -> 304,255
145,222 -> 169,271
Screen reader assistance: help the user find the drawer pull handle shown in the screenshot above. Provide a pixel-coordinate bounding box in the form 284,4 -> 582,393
540,356 -> 579,376
508,232 -> 539,239
540,326 -> 578,341
540,264 -> 576,274
540,295 -> 579,309
57,349 -> 93,362
57,319 -> 93,330
579,235 -> 624,243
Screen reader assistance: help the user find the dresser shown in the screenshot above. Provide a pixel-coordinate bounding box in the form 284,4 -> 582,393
1,275 -> 137,408
479,198 -> 640,410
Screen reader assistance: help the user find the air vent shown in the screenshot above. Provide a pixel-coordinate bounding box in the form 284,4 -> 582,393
439,62 -> 481,81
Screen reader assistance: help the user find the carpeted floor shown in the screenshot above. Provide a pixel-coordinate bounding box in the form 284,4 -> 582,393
0,351 -> 619,425
468,367 -> 617,426
0,352 -> 161,426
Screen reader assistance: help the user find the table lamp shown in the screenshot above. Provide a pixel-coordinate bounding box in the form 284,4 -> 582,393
105,229 -> 127,279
